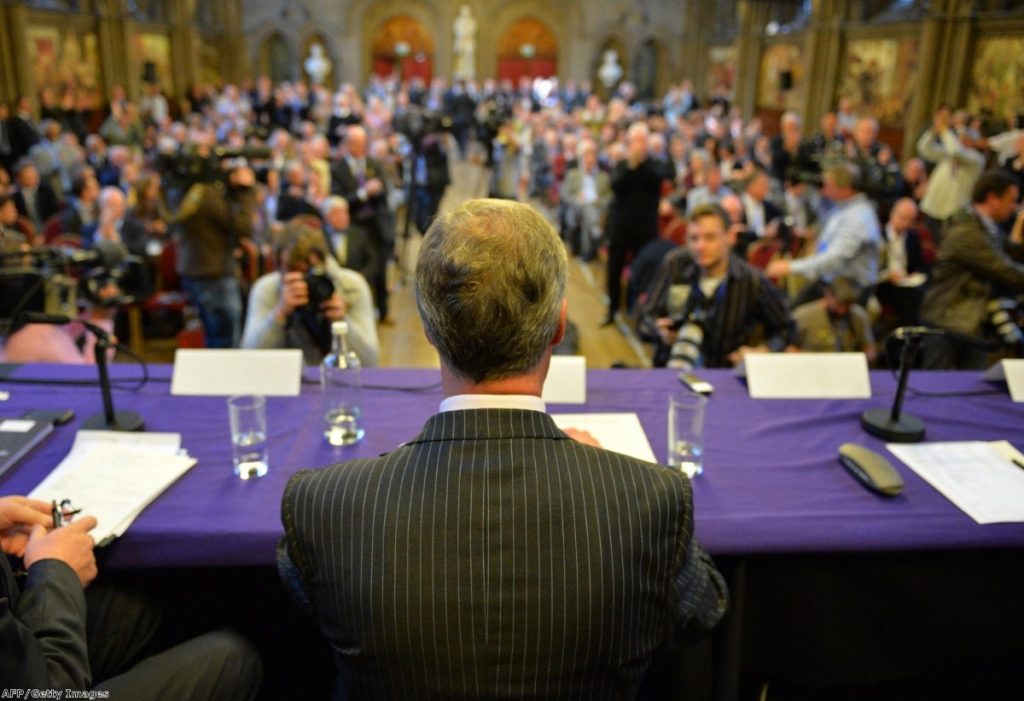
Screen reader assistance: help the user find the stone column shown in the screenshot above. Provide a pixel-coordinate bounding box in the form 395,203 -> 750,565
905,0 -> 973,159
734,0 -> 768,119
96,0 -> 134,101
801,0 -> 845,129
3,1 -> 33,104
680,0 -> 710,96
220,0 -> 249,86
168,0 -> 198,97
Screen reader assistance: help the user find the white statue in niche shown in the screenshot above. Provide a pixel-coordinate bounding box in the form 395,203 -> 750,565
304,43 -> 332,85
598,49 -> 623,89
453,5 -> 477,80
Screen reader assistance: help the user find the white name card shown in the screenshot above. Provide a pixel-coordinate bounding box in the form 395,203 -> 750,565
744,353 -> 871,399
1003,359 -> 1024,403
542,355 -> 586,404
171,349 -> 304,396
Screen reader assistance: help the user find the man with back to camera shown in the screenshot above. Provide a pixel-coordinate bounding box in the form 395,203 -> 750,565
278,198 -> 727,700
638,203 -> 797,368
0,494 -> 261,696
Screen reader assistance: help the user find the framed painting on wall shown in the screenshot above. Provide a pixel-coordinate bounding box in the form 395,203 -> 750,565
836,37 -> 918,126
966,36 -> 1024,125
708,46 -> 737,97
27,25 -> 102,109
757,43 -> 804,111
131,33 -> 173,93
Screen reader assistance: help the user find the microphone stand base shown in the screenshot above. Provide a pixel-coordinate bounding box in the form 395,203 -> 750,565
82,411 -> 145,432
860,408 -> 925,443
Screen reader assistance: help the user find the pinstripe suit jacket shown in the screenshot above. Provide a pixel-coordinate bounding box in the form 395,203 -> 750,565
280,408 -> 726,700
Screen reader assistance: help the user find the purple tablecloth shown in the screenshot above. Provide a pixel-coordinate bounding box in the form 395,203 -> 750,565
2,364 -> 1023,568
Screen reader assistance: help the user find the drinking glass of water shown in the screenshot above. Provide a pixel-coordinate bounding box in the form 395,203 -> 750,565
228,394 -> 269,480
668,391 -> 707,478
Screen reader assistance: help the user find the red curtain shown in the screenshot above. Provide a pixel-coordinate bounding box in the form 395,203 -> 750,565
496,56 -> 557,82
372,56 -> 432,83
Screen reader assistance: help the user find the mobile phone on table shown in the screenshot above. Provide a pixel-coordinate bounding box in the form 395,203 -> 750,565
21,409 -> 76,426
678,372 -> 713,396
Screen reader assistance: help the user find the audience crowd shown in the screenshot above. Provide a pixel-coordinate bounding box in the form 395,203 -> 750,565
2,71 -> 1024,370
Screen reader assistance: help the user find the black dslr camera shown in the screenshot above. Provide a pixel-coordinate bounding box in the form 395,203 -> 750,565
303,266 -> 335,314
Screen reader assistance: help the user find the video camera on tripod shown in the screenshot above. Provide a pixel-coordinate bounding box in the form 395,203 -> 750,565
0,239 -> 146,335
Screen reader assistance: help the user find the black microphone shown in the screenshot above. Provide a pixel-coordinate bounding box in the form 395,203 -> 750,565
16,310 -> 143,431
893,325 -> 1000,352
17,311 -> 73,326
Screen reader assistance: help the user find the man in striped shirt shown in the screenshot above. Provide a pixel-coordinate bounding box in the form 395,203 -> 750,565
279,198 -> 727,700
638,203 -> 798,368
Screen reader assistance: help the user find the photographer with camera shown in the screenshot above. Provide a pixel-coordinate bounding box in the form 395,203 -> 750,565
240,221 -> 379,366
637,203 -> 797,368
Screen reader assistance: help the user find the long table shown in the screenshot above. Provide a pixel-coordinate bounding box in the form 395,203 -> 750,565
3,364 -> 1024,696
3,364 -> 1022,567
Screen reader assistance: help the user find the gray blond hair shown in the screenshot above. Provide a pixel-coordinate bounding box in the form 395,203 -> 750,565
415,199 -> 567,383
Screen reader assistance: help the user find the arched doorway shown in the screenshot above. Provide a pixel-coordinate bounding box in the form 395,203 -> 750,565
261,33 -> 295,84
496,17 -> 557,82
633,39 -> 664,101
370,16 -> 433,84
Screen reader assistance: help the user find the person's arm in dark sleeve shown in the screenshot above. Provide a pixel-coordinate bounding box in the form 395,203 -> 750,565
670,485 -> 728,644
756,272 -> 799,351
945,222 -> 1024,291
277,472 -> 316,620
3,558 -> 91,689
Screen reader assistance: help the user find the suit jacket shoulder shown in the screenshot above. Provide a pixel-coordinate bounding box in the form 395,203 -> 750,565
280,408 -> 701,699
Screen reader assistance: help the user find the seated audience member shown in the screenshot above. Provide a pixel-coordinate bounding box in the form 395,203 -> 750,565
767,162 -> 882,307
276,161 -> 321,223
793,276 -> 877,362
919,170 -> 1024,368
241,222 -> 379,366
638,203 -> 797,368
320,196 -> 379,285
735,166 -> 782,257
83,186 -> 147,255
0,494 -> 261,696
50,172 -> 100,238
561,139 -> 611,261
875,197 -> 929,330
0,192 -> 36,245
12,159 -> 60,231
278,199 -> 727,699
685,163 -> 733,214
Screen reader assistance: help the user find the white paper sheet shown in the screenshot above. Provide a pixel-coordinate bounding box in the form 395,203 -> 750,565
744,352 -> 871,399
171,349 -> 303,396
542,356 -> 587,404
551,413 -> 657,463
887,441 -> 1024,524
29,430 -> 196,543
1002,360 -> 1024,403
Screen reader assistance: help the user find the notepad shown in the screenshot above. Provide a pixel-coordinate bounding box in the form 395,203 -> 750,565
29,430 -> 197,544
551,413 -> 657,463
887,441 -> 1024,524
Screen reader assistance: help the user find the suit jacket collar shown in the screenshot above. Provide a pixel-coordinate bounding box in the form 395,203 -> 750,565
405,408 -> 567,445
